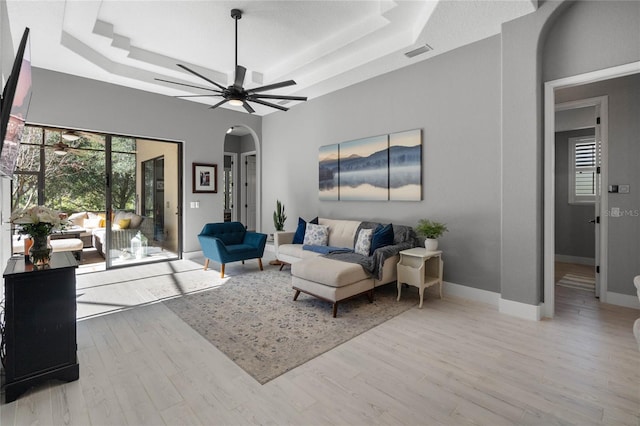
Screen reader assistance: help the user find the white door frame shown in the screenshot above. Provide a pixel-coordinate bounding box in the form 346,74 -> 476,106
543,61 -> 640,318
240,150 -> 257,230
223,151 -> 238,222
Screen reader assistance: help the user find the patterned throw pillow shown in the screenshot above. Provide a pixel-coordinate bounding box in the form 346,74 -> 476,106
354,228 -> 373,256
303,223 -> 329,246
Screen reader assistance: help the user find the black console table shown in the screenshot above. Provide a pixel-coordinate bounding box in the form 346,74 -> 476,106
2,252 -> 79,402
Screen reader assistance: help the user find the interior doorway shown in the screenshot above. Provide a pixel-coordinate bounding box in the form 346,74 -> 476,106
223,125 -> 260,231
241,152 -> 257,231
223,152 -> 237,222
544,61 -> 640,318
553,102 -> 600,302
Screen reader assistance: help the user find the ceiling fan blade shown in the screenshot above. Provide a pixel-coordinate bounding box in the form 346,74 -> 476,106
250,94 -> 307,101
234,65 -> 246,89
175,94 -> 223,98
247,80 -> 296,94
209,99 -> 229,109
248,98 -> 289,112
177,64 -> 227,91
155,78 -> 222,93
242,102 -> 255,114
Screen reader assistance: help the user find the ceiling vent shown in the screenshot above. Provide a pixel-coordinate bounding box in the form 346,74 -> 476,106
404,44 -> 433,59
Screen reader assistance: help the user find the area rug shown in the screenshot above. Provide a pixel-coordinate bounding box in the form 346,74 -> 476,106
557,272 -> 596,291
163,269 -> 418,384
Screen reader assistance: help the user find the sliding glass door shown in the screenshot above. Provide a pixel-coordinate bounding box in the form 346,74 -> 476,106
107,138 -> 181,268
10,125 -> 182,270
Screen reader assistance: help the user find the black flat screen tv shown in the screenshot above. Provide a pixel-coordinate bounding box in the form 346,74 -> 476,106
0,27 -> 32,178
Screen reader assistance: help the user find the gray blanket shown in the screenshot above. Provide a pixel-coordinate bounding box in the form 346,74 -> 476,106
323,222 -> 417,280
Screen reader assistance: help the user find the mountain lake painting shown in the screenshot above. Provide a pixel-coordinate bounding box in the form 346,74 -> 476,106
319,144 -> 339,200
389,129 -> 422,200
318,129 -> 422,202
339,134 -> 389,201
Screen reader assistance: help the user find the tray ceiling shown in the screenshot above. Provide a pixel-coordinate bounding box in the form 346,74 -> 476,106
3,0 -> 537,115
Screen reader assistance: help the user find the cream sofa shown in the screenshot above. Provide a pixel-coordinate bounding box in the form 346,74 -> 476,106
68,210 -> 154,257
275,218 -> 417,317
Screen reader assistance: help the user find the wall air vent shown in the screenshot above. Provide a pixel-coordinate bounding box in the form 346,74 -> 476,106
404,44 -> 433,59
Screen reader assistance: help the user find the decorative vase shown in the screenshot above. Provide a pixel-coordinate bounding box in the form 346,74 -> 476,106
424,238 -> 438,251
29,235 -> 53,268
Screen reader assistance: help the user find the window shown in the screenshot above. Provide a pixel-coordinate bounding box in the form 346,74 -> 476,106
568,136 -> 597,204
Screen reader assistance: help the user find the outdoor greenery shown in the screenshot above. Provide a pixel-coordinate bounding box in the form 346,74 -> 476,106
12,126 -> 137,215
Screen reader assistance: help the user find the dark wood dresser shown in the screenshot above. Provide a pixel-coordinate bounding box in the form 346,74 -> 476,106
2,252 -> 79,402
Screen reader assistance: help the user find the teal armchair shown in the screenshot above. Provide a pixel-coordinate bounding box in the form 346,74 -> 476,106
197,222 -> 267,277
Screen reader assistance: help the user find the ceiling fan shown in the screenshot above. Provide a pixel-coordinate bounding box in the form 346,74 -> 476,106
155,8 -> 307,113
52,130 -> 114,156
51,141 -> 84,156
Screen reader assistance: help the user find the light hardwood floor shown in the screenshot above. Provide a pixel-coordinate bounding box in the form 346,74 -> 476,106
2,257 -> 638,425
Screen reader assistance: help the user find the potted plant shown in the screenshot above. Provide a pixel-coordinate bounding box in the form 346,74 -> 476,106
415,219 -> 448,251
273,200 -> 287,232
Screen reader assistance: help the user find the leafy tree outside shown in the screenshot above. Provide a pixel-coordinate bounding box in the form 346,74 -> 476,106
12,126 -> 136,215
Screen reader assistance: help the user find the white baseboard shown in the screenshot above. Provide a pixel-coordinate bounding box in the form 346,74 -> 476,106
606,291 -> 640,309
182,250 -> 204,260
442,281 -> 542,320
555,255 -> 595,266
442,281 -> 500,307
499,297 -> 543,321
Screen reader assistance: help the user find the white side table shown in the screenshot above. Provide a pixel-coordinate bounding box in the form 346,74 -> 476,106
396,248 -> 443,308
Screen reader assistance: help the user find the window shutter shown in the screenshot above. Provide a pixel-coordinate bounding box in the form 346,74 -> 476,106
569,136 -> 597,204
574,142 -> 596,196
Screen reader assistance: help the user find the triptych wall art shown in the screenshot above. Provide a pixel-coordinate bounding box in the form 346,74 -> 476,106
318,129 -> 422,201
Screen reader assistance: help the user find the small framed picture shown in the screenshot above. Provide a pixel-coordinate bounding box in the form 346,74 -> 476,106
193,163 -> 218,193
156,180 -> 164,191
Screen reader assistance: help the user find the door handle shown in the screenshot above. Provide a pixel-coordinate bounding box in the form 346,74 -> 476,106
589,219 -> 596,224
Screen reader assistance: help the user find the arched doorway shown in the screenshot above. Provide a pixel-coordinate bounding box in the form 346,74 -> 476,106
223,125 -> 261,231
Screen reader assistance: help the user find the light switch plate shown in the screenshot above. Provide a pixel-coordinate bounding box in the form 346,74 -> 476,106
619,184 -> 630,193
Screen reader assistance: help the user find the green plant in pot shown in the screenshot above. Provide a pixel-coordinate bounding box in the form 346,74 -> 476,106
273,200 -> 287,232
415,219 -> 448,251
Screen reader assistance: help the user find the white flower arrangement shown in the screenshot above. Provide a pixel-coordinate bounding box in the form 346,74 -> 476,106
10,206 -> 68,238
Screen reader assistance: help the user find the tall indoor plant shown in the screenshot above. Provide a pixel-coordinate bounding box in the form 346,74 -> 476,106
415,219 -> 448,251
273,200 -> 287,232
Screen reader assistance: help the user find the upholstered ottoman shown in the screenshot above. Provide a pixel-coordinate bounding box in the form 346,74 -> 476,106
51,238 -> 83,262
291,257 -> 374,317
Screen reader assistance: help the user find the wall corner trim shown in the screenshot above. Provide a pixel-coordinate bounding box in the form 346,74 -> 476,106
499,297 -> 542,321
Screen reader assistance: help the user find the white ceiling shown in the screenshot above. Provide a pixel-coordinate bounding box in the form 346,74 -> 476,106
5,0 -> 537,116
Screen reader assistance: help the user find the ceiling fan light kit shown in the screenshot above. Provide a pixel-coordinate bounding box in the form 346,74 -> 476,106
62,131 -> 81,141
155,8 -> 307,113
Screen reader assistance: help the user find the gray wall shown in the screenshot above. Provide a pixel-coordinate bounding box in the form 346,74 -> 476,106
554,128 -> 596,260
543,0 -> 640,82
262,0 -> 640,304
556,74 -> 640,296
500,0 -> 639,305
263,35 -> 503,292
23,68 -> 262,253
2,0 -> 638,304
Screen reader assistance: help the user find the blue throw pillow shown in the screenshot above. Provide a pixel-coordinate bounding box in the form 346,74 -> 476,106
370,223 -> 394,255
292,216 -> 318,244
